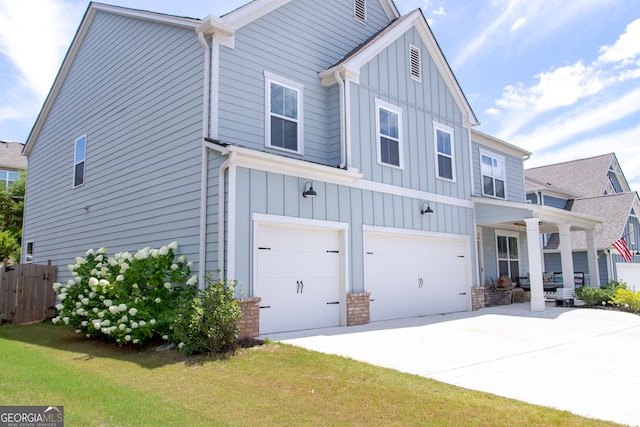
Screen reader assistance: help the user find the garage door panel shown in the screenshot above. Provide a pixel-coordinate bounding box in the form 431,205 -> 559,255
366,233 -> 468,322
616,263 -> 640,290
257,224 -> 342,335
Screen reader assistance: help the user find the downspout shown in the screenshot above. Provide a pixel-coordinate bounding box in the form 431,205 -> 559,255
334,70 -> 347,169
218,151 -> 237,282
197,30 -> 211,289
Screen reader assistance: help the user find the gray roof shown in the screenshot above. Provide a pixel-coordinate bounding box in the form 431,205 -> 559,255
0,141 -> 26,170
525,153 -> 614,198
545,192 -> 637,251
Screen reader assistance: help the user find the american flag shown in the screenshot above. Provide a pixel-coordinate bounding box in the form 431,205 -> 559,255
612,238 -> 633,262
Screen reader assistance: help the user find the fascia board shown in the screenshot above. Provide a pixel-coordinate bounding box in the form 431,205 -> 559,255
379,0 -> 401,20
222,0 -> 291,29
91,3 -> 201,28
227,145 -> 363,185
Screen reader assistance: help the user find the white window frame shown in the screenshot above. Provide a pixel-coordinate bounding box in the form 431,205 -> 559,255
409,44 -> 421,82
495,230 -> 520,279
24,240 -> 34,264
375,98 -> 403,169
480,149 -> 506,199
0,170 -> 20,189
73,135 -> 87,188
264,71 -> 304,155
354,0 -> 367,23
433,121 -> 455,182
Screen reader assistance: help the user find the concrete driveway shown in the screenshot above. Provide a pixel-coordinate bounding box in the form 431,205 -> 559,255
261,303 -> 640,426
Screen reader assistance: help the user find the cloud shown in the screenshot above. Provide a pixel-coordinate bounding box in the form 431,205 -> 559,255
0,0 -> 83,97
510,86 -> 640,152
432,6 -> 445,16
598,18 -> 640,64
511,17 -> 527,31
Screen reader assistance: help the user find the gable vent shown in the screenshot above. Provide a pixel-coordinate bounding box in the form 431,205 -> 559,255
410,45 -> 421,82
354,0 -> 366,23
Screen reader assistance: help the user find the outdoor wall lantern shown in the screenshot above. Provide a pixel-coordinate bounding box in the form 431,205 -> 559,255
302,181 -> 317,198
420,201 -> 433,215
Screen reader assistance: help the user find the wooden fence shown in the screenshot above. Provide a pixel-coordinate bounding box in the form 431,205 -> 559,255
0,262 -> 58,324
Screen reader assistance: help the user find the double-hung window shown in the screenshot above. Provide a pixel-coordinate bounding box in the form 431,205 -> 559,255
0,170 -> 19,189
496,232 -> 519,279
375,98 -> 403,168
265,72 -> 303,154
73,135 -> 86,188
434,122 -> 455,181
481,150 -> 506,198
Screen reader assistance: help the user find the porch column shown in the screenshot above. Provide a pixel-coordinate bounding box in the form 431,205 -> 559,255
558,223 -> 575,290
525,218 -> 545,311
585,228 -> 601,287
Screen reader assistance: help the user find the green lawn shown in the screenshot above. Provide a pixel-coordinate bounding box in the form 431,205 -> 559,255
0,323 -> 620,426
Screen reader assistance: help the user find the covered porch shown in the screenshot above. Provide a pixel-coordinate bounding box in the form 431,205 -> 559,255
473,197 -> 601,311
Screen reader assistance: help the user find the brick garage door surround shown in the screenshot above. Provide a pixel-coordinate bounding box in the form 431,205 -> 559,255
347,293 -> 371,326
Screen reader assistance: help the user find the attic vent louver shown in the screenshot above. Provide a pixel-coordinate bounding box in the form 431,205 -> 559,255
354,0 -> 366,23
410,45 -> 421,81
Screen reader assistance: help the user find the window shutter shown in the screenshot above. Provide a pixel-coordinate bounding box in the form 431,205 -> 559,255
410,45 -> 421,81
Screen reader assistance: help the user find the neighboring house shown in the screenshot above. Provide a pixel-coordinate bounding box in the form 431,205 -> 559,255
21,0 -> 600,335
0,141 -> 26,189
525,153 -> 640,289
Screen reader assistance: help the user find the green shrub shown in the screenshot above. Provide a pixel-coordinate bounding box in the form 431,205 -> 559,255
576,281 -> 627,306
52,243 -> 197,345
174,274 -> 241,355
611,288 -> 640,312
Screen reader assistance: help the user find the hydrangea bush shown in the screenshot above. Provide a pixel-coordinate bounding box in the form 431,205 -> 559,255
52,242 -> 197,345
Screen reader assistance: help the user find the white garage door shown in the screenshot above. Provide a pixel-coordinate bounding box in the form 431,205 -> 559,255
616,263 -> 640,291
256,224 -> 342,335
366,233 -> 468,322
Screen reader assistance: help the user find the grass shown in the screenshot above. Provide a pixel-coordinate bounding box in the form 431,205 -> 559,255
0,323 -> 621,426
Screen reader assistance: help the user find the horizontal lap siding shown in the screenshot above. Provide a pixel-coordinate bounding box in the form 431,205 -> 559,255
471,142 -> 526,202
351,28 -> 471,200
232,167 -> 475,296
217,0 -> 390,165
23,11 -> 204,284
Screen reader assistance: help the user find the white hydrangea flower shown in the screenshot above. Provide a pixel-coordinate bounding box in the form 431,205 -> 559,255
159,246 -> 169,256
118,303 -> 127,312
55,303 -> 64,311
81,321 -> 88,327
178,342 -> 185,350
162,335 -> 168,340
116,275 -> 124,282
120,263 -> 129,272
150,249 -> 159,258
131,322 -> 139,329
98,311 -> 105,318
67,264 -> 75,272
75,276 -> 82,283
99,279 -> 109,287
89,292 -> 96,298
128,307 -> 138,316
119,324 -> 126,331
108,258 -> 118,267
53,283 -> 62,291
98,247 -> 107,255
92,307 -> 99,313
168,241 -> 178,251
139,320 -> 146,327
108,306 -> 119,315
164,282 -> 172,289
171,264 -> 178,271
125,335 -> 131,342
103,299 -> 112,307
58,293 -> 67,301
186,275 -> 197,286
93,321 -> 101,330
88,277 -> 99,287
101,319 -> 110,327
120,315 -> 128,323
52,317 -> 60,324
133,338 -> 139,344
86,248 -> 95,256
149,319 -> 156,326
95,254 -> 104,262
75,257 -> 84,264
82,298 -> 90,305
178,255 -> 187,263
187,261 -> 194,268
100,267 -> 108,276
155,298 -> 161,304
90,269 -> 98,276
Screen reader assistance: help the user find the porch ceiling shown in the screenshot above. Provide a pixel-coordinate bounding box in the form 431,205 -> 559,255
472,197 -> 601,233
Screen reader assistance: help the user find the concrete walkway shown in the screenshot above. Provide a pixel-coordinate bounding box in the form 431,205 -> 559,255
262,303 -> 640,426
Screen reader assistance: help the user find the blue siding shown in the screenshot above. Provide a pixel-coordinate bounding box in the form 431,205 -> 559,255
544,252 -> 608,287
217,0 -> 391,165
471,141 -> 526,202
22,11 -> 204,284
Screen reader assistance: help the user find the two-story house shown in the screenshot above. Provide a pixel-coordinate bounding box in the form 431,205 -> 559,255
21,0 -> 602,335
0,141 -> 25,189
526,153 -> 640,289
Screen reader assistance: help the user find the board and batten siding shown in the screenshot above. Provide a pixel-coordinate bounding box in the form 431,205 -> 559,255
22,11 -> 204,284
227,166 -> 476,296
349,27 -> 471,200
544,252 -> 608,286
471,142 -> 526,202
216,0 -> 391,166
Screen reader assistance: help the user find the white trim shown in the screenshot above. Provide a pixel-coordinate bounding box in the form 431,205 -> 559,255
471,129 -> 531,160
72,134 -> 87,188
363,224 -> 470,241
225,144 -> 474,209
227,163 -> 238,281
264,71 -> 304,155
252,213 -> 350,326
375,98 -> 404,169
409,44 -> 421,82
434,121 -> 455,182
494,229 -> 520,279
223,0 -> 292,29
479,149 -> 507,199
24,240 -> 34,264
